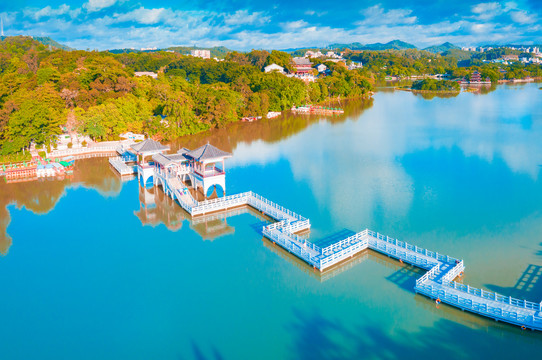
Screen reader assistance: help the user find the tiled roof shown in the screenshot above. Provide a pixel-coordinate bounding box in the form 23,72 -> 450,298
183,143 -> 231,161
152,153 -> 188,167
130,139 -> 169,153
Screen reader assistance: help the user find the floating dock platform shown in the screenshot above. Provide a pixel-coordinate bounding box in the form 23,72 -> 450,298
113,139 -> 542,332
156,173 -> 542,331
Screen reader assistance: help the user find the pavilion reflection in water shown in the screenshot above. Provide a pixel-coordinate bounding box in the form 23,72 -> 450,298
135,185 -> 267,241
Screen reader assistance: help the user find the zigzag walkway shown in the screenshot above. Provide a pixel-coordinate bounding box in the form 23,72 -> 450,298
152,174 -> 542,331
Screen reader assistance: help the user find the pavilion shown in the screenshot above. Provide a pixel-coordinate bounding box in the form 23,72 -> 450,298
130,138 -> 170,185
181,143 -> 232,197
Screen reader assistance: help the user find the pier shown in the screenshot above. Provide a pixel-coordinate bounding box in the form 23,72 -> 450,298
110,139 -> 542,332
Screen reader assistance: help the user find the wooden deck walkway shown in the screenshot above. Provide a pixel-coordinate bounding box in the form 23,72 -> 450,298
129,161 -> 542,331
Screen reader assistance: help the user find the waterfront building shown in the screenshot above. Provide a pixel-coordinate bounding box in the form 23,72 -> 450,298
130,138 -> 170,185
181,143 -> 231,196
125,139 -> 232,197
470,71 -> 482,83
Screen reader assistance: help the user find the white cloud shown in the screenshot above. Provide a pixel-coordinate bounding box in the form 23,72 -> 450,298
114,7 -> 168,25
510,10 -> 536,24
359,5 -> 417,26
281,20 -> 309,31
304,10 -> 327,17
23,5 -> 80,20
7,2 -> 542,51
224,10 -> 270,26
83,0 -> 118,13
471,2 -> 503,20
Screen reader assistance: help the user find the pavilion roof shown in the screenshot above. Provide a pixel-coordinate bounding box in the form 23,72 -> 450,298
130,139 -> 169,154
152,153 -> 188,167
183,143 -> 231,162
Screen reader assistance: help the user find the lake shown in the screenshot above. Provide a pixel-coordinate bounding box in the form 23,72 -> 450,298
1,83 -> 541,359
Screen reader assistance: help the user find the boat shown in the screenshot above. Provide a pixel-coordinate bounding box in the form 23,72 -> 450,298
291,105 -> 344,115
241,116 -> 262,122
61,156 -> 75,166
266,111 -> 281,119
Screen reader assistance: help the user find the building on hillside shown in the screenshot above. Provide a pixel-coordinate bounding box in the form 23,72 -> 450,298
502,54 -> 519,61
348,61 -> 363,70
292,57 -> 313,74
305,50 -> 323,58
314,64 -> 327,73
288,73 -> 317,82
120,132 -> 145,141
134,71 -> 158,79
325,51 -> 342,59
264,63 -> 285,73
191,49 -> 211,59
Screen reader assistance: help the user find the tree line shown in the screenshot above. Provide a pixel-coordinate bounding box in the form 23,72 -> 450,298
345,49 -> 542,82
0,36 -> 373,156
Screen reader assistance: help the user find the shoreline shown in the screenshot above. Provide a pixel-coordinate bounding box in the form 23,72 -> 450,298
394,87 -> 460,94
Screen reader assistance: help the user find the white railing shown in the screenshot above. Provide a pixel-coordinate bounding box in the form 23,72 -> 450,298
367,237 -> 438,270
321,231 -> 367,255
50,142 -> 131,158
366,230 -> 459,265
415,284 -> 541,327
142,169 -> 542,330
320,238 -> 368,269
248,192 -> 306,221
446,281 -> 542,311
262,227 -> 319,267
416,264 -> 441,287
440,260 -> 465,284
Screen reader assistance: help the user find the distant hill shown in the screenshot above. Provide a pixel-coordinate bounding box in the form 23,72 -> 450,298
107,45 -> 233,58
329,40 -> 417,51
0,35 -> 72,50
423,42 -> 460,53
32,36 -> 73,51
441,49 -> 475,61
165,46 -> 232,59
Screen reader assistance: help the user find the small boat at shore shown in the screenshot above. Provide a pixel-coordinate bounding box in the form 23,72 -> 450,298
241,116 -> 262,122
266,111 -> 281,119
291,105 -> 344,115
61,156 -> 75,166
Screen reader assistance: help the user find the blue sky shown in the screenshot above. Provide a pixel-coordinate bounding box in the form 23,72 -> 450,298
1,1 -> 541,50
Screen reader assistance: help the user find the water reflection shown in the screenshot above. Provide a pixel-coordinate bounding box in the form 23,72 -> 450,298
220,83 -> 542,232
134,185 -> 270,241
169,97 -> 374,154
0,157 -> 122,255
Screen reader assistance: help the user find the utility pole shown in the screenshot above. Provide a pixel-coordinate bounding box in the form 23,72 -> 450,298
1,16 -> 4,37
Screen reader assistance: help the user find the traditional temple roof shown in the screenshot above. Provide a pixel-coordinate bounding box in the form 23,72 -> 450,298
292,57 -> 312,66
152,153 -> 188,167
130,139 -> 169,154
183,143 -> 231,162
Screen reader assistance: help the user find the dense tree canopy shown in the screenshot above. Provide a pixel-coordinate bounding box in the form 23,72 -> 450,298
0,37 -> 373,156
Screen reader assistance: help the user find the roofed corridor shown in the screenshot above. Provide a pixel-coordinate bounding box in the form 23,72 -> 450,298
111,139 -> 542,331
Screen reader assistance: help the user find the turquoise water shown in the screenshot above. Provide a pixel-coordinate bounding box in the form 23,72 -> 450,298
1,83 -> 542,359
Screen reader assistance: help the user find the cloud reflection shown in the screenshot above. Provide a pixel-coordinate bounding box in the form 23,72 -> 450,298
227,84 -> 542,228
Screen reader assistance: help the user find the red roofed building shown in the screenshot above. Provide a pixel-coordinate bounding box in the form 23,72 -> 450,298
292,57 -> 313,74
